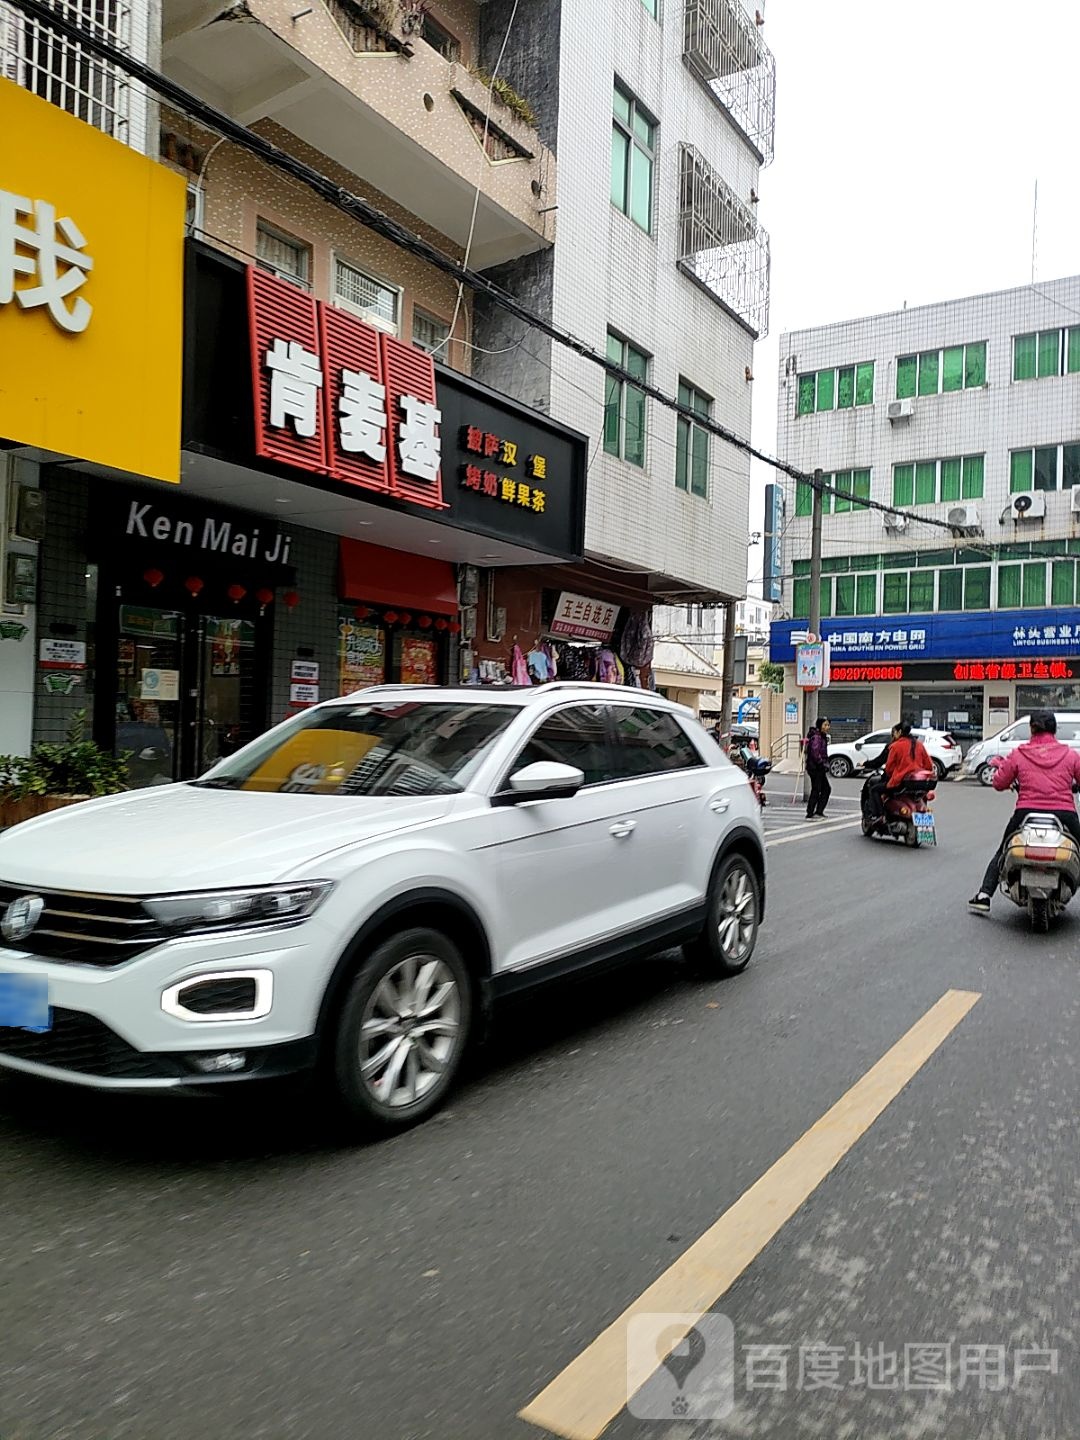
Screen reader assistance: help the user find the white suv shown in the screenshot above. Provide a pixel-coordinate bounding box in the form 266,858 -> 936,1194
963,713 -> 1080,785
826,727 -> 962,781
0,685 -> 765,1133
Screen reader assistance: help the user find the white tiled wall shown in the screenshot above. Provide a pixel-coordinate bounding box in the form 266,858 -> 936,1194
775,275 -> 1080,577
546,0 -> 762,598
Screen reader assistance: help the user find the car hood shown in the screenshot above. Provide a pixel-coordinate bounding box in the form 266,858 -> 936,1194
0,785 -> 457,893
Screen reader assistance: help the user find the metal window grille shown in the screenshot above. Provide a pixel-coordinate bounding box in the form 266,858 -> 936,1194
0,0 -> 147,148
333,258 -> 398,332
678,144 -> 770,336
683,0 -> 775,165
256,224 -> 311,290
412,310 -> 450,354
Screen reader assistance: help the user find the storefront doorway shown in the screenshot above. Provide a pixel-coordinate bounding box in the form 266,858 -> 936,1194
817,688 -> 873,741
901,687 -> 983,753
113,605 -> 261,787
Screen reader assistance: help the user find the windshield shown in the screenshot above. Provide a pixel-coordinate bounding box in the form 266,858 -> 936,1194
192,701 -> 521,797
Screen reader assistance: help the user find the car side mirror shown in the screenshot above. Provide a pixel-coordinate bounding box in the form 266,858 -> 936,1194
498,761 -> 585,805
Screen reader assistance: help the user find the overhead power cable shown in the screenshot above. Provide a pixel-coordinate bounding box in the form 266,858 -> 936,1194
6,0 -> 805,482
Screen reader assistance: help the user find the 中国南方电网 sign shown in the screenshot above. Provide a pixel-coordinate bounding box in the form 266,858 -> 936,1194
0,79 -> 186,483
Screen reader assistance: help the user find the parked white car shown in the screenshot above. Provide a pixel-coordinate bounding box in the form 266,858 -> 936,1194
963,713 -> 1080,786
826,727 -> 962,781
0,684 -> 765,1134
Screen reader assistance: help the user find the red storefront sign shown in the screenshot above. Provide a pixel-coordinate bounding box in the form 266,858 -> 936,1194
953,660 -> 1074,682
830,664 -> 905,682
247,268 -> 446,509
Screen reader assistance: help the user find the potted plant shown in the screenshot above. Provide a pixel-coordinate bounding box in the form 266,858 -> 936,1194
0,711 -> 129,829
398,0 -> 429,35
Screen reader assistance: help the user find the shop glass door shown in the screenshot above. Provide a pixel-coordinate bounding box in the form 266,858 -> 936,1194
901,688 -> 982,753
195,617 -> 258,773
114,606 -> 184,787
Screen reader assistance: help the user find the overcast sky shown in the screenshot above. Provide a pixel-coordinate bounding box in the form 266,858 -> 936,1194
747,0 -> 1080,585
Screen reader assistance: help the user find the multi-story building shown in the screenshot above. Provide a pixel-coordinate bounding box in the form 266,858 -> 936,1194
651,597 -> 774,716
770,275 -> 1080,746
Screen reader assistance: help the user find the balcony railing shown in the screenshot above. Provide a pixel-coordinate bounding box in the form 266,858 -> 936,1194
683,0 -> 775,165
678,144 -> 770,336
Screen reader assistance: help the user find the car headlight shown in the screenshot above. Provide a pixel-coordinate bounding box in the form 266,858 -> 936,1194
144,881 -> 334,934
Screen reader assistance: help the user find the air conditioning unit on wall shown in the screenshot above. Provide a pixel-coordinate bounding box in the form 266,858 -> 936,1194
947,504 -> 982,533
882,510 -> 909,532
887,398 -> 915,422
1011,492 -> 1046,521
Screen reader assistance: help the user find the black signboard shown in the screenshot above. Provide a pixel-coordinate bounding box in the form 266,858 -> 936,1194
183,241 -> 587,562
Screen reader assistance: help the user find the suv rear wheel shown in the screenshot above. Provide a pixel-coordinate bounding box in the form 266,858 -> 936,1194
684,854 -> 761,977
333,928 -> 472,1133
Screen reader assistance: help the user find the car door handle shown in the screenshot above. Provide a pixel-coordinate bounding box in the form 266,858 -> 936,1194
710,797 -> 731,814
609,821 -> 637,839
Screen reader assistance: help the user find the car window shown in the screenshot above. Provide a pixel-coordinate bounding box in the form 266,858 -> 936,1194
194,701 -> 521,796
1057,721 -> 1080,741
510,705 -> 612,786
606,707 -> 704,779
862,732 -> 888,746
1006,722 -> 1030,743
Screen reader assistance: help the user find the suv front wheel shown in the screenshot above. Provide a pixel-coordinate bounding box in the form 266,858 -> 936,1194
333,928 -> 472,1133
684,854 -> 761,977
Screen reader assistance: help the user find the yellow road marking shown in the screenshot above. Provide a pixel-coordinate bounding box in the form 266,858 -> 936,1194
519,988 -> 981,1440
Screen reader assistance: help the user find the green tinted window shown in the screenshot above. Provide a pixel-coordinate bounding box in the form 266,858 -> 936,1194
938,569 -> 963,610
795,480 -> 813,516
629,148 -> 652,231
909,570 -> 934,611
675,418 -> 690,491
918,351 -> 939,396
964,568 -> 990,610
852,469 -> 871,508
792,579 -> 810,616
893,464 -> 914,507
1063,445 -> 1080,490
610,127 -> 629,211
997,565 -> 1021,608
819,578 -> 833,618
940,457 -> 962,502
837,367 -> 855,409
603,374 -> 621,455
605,332 -> 647,466
1052,562 -> 1076,606
1034,446 -> 1057,491
883,572 -> 908,614
793,559 -> 811,576
834,575 -> 855,616
965,341 -> 986,387
624,382 -> 646,466
816,369 -> 835,412
1038,329 -> 1060,378
896,355 -> 917,399
942,346 -> 964,392
1010,450 -> 1033,492
1014,334 -> 1037,381
797,375 -> 815,416
612,85 -> 654,234
915,461 -> 936,505
1023,563 -> 1047,608
832,470 -> 852,513
962,455 -> 984,499
855,363 -> 874,405
1068,329 -> 1080,375
690,426 -> 708,497
856,574 -> 877,614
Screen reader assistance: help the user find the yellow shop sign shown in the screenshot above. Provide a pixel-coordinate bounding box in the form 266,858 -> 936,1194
0,79 -> 186,483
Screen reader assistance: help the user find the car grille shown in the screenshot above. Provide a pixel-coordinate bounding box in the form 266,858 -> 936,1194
0,1008 -> 182,1079
0,882 -> 166,966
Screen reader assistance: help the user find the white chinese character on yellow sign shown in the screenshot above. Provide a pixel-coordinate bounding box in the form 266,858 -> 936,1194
0,190 -> 93,334
339,367 -> 387,462
266,338 -> 323,438
398,395 -> 442,482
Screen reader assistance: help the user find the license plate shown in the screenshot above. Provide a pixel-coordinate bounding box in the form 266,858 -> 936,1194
0,973 -> 51,1032
914,812 -> 936,847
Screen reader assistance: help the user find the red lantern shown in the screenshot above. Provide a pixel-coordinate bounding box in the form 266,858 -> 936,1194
434,618 -> 448,631
399,612 -> 413,626
448,620 -> 461,634
184,576 -> 204,596
227,584 -> 246,604
417,615 -> 432,629
143,567 -> 164,589
255,587 -> 274,607
283,590 -> 300,610
354,606 -> 371,621
383,610 -> 399,625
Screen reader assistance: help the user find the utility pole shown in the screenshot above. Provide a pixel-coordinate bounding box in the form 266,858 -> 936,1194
803,468 -> 824,802
719,597 -> 737,743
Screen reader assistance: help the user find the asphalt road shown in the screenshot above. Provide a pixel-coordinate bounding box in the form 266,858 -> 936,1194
2,777 -> 1078,1440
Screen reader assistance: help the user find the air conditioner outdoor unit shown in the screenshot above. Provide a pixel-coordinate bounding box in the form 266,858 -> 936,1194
887,398 -> 916,422
1011,492 -> 1046,521
1071,487 -> 1080,514
947,504 -> 981,532
882,511 -> 909,532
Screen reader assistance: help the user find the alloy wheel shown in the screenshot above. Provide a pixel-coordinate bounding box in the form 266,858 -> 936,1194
717,865 -> 756,964
358,954 -> 462,1110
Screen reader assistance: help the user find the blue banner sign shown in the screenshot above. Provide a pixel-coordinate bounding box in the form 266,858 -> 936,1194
770,608 -> 1080,664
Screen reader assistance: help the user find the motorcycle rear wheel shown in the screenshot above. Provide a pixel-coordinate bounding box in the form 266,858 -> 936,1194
1030,897 -> 1050,933
861,815 -> 875,837
903,824 -> 918,848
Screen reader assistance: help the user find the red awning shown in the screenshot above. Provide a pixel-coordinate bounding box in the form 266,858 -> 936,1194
339,538 -> 458,616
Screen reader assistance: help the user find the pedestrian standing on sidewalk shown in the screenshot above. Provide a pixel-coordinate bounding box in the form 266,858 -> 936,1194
805,717 -> 832,819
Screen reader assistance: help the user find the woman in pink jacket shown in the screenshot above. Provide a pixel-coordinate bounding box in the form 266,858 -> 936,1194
969,711 -> 1080,912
